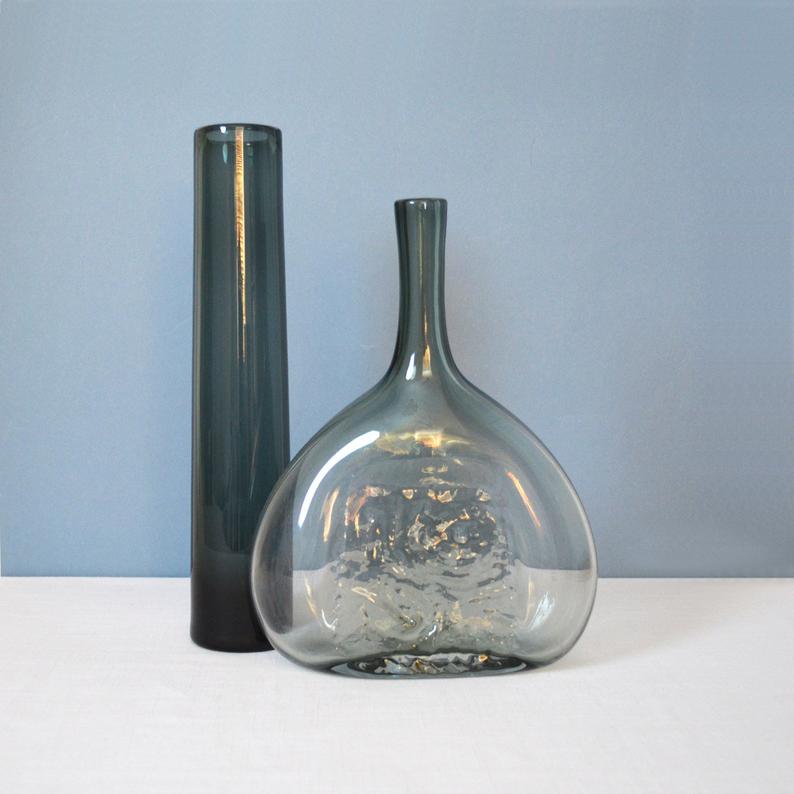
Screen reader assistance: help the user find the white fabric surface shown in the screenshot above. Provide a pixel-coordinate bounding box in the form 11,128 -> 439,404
1,578 -> 791,792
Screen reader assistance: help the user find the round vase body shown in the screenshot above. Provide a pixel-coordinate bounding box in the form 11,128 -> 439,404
252,199 -> 597,676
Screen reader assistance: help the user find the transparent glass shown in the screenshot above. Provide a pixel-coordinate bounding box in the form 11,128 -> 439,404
252,199 -> 597,676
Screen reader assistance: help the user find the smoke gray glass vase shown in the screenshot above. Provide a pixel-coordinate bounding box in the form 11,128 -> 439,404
252,198 -> 596,676
192,124 -> 289,652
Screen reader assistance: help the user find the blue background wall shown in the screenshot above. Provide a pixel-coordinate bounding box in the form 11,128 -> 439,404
1,1 -> 792,576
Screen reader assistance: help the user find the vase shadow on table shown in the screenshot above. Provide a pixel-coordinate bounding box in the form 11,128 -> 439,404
549,579 -> 763,673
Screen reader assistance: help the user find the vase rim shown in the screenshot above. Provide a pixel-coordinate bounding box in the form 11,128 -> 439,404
395,197 -> 447,207
195,123 -> 281,140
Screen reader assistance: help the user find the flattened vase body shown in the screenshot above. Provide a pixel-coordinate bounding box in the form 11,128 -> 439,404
252,199 -> 596,676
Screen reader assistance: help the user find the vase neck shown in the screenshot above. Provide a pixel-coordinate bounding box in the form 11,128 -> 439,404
389,198 -> 456,381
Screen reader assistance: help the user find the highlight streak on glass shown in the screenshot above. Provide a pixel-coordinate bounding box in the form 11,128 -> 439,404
351,585 -> 378,604
405,353 -> 417,381
234,126 -> 247,362
505,470 -> 543,531
322,486 -> 340,543
422,316 -> 432,377
298,430 -> 381,527
303,576 -> 319,619
417,207 -> 434,378
523,576 -> 536,624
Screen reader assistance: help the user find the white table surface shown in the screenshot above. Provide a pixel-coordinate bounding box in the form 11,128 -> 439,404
1,578 -> 791,793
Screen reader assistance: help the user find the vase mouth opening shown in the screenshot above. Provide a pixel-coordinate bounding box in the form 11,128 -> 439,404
195,123 -> 281,144
395,198 -> 447,210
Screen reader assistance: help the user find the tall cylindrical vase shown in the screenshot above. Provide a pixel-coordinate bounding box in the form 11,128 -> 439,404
191,124 -> 289,651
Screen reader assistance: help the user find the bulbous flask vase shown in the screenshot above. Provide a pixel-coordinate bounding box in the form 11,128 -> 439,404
251,199 -> 597,676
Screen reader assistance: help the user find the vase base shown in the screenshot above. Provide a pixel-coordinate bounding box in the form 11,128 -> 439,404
334,651 -> 529,678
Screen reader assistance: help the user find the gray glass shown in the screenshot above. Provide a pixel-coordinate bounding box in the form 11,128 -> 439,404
192,124 -> 289,652
252,199 -> 596,675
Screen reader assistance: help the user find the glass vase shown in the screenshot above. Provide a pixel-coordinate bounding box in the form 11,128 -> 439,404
191,124 -> 289,652
251,198 -> 596,675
